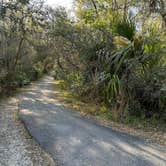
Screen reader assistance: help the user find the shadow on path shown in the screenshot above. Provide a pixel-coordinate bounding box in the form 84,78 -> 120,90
19,76 -> 166,166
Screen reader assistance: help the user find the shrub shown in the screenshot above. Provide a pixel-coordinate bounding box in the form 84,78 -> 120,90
129,66 -> 166,119
14,71 -> 30,87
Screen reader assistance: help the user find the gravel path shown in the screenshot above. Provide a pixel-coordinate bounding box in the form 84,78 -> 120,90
19,76 -> 166,166
0,96 -> 56,166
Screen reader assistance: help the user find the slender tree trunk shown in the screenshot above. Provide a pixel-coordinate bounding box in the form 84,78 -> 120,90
14,37 -> 24,69
90,0 -> 98,16
6,36 -> 24,91
159,0 -> 166,27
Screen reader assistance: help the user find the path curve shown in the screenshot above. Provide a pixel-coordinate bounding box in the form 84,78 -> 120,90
19,76 -> 166,166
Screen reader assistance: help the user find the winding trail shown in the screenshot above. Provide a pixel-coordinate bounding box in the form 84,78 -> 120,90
19,76 -> 166,166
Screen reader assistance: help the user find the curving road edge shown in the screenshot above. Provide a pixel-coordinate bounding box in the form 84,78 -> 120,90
19,76 -> 166,166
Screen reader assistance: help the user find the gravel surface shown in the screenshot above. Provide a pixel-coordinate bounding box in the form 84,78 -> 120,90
0,97 -> 56,166
19,76 -> 166,166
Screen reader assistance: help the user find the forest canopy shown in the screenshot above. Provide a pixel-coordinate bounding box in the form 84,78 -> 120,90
0,0 -> 166,121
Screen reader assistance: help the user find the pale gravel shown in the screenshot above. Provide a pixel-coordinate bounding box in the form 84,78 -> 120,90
0,97 -> 56,166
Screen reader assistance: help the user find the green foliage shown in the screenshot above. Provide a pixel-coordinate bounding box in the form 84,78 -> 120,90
130,66 -> 166,118
33,62 -> 44,78
55,71 -> 86,97
52,1 -> 166,122
113,18 -> 136,41
1,0 -> 165,122
0,0 -> 53,95
14,71 -> 30,87
105,74 -> 122,104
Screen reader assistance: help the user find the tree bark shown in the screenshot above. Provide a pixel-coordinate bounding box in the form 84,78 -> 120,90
14,37 -> 24,69
90,0 -> 98,16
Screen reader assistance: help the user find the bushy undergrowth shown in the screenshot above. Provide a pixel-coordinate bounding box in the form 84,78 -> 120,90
52,5 -> 166,122
0,0 -> 54,96
1,0 -> 165,123
0,65 -> 43,96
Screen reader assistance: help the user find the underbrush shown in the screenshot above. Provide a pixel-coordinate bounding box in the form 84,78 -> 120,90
53,80 -> 166,132
0,66 -> 46,97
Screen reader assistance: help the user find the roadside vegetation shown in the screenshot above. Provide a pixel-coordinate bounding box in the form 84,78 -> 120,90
0,0 -> 54,96
52,0 -> 166,124
0,0 -> 166,126
53,80 -> 166,145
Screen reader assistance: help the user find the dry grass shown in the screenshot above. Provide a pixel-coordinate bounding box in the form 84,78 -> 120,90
53,80 -> 166,146
53,80 -> 113,120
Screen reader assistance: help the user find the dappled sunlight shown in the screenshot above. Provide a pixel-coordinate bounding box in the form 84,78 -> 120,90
41,89 -> 58,95
48,110 -> 58,114
92,138 -> 140,158
19,76 -> 166,166
93,138 -> 166,165
52,102 -> 63,106
35,117 -> 48,125
136,144 -> 166,161
96,140 -> 114,151
21,109 -> 40,117
49,122 -> 165,165
114,140 -> 138,155
27,92 -> 37,95
22,96 -> 36,102
41,95 -> 63,106
1,0 -> 165,165
87,148 -> 98,156
69,137 -> 81,146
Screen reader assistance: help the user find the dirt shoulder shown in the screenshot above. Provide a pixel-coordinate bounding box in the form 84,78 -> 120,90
53,80 -> 166,146
0,97 -> 56,166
